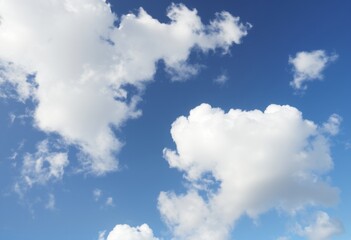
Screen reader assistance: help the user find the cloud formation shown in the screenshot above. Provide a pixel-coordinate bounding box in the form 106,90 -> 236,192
289,50 -> 337,90
160,103 -> 339,240
296,212 -> 343,240
104,224 -> 159,240
0,0 -> 250,175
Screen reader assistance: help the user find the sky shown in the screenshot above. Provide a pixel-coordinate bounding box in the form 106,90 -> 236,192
0,0 -> 350,240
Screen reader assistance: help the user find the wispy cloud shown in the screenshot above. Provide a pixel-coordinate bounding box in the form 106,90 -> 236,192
213,72 -> 228,85
19,140 -> 68,189
45,194 -> 56,210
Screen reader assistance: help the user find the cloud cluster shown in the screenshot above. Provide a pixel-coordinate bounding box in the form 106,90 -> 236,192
103,224 -> 159,240
0,0 -> 250,175
159,103 -> 339,240
289,50 -> 337,90
296,212 -> 343,240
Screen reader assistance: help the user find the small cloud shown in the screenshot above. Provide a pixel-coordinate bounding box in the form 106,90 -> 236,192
93,189 -> 102,202
93,189 -> 114,207
45,194 -> 55,210
166,62 -> 201,81
105,197 -> 114,207
322,114 -> 342,136
289,50 -> 338,90
213,73 -> 228,85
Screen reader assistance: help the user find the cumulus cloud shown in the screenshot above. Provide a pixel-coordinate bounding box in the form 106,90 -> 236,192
296,212 -> 343,240
159,103 -> 339,240
0,0 -> 250,175
105,224 -> 159,240
20,140 -> 68,188
289,50 -> 338,90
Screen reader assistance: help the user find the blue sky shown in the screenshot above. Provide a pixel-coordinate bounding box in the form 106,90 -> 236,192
0,0 -> 350,240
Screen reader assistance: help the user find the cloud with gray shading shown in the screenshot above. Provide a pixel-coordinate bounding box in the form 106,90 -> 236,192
0,0 -> 251,175
159,103 -> 339,240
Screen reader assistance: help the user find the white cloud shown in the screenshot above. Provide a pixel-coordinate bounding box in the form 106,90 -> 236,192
21,140 -> 68,188
0,0 -> 250,175
296,212 -> 343,240
0,60 -> 35,101
45,193 -> 55,210
93,188 -> 102,201
105,224 -> 159,240
289,50 -> 338,90
105,197 -> 114,207
322,114 -> 342,136
159,103 -> 339,240
214,73 -> 228,85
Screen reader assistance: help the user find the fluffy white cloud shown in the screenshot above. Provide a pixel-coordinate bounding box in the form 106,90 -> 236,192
296,212 -> 343,240
289,50 -> 337,90
105,224 -> 159,240
0,0 -> 250,175
159,103 -> 339,240
21,140 -> 68,188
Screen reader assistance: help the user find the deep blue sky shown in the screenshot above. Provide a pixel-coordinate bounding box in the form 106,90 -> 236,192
0,0 -> 350,239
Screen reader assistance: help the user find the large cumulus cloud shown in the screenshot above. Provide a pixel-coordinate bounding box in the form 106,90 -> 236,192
0,0 -> 250,175
159,103 -> 339,240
